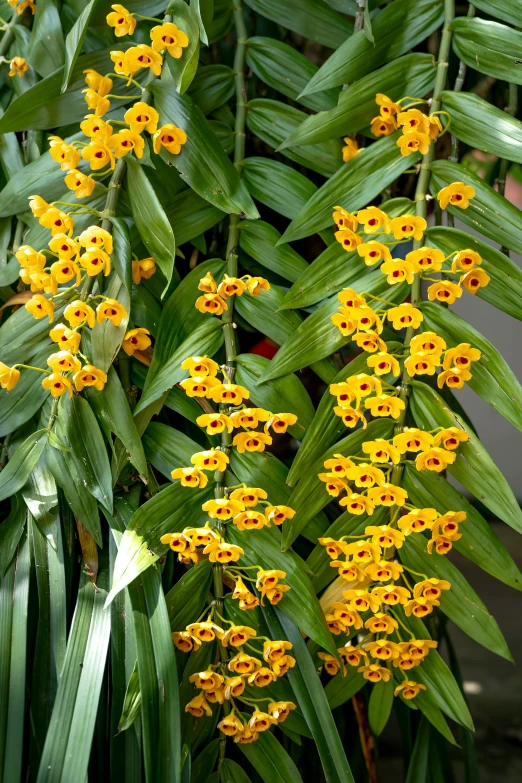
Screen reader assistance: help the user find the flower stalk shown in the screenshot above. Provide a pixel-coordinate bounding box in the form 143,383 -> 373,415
497,82 -> 518,255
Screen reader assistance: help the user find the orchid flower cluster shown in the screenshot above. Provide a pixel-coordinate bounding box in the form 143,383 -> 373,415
0,0 -> 34,79
369,92 -> 445,157
195,269 -> 271,316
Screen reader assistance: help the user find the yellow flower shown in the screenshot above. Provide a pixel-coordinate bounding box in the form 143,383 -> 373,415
195,273 -> 216,295
352,331 -> 387,354
380,258 -> 415,285
217,274 -> 247,298
388,215 -> 426,241
28,271 -> 57,295
366,559 -> 403,581
82,141 -> 115,171
318,652 -> 340,676
220,625 -> 257,649
209,383 -> 250,405
397,130 -> 430,156
28,195 -> 51,217
131,257 -> 156,284
228,652 -> 262,676
433,426 -> 468,450
8,56 -> 29,77
329,381 -> 356,407
429,115 -> 443,138
386,302 -> 423,330
150,22 -> 189,57
371,116 -> 397,136
195,292 -> 227,315
410,331 -> 446,355
229,487 -> 267,506
96,298 -> 127,327
351,306 -> 383,334
364,394 -> 405,419
365,524 -> 405,548
404,352 -> 440,376
331,309 -> 357,337
232,431 -> 272,453
26,294 -> 54,322
413,578 -> 451,602
245,276 -> 270,295
182,356 -> 220,379
73,364 -> 107,391
345,463 -> 385,488
362,439 -> 400,465
191,449 -> 229,472
334,227 -> 362,252
40,208 -> 74,236
202,497 -> 245,520
268,702 -> 296,723
42,373 -> 73,398
394,681 -> 426,700
345,373 -> 382,399
393,427 -> 433,453
415,447 -> 456,472
152,123 -> 187,154
357,240 -> 392,266
106,4 -> 136,36
373,584 -> 411,606
404,597 -> 438,617
124,102 -> 159,134
80,248 -> 111,276
80,115 -> 113,142
323,453 -> 354,477
451,248 -> 481,273
232,576 -> 259,611
443,343 -> 480,371
121,44 -> 163,79
266,412 -> 298,434
365,613 -> 398,635
15,245 -> 46,269
48,234 -> 79,261
170,466 -> 208,488
433,510 -> 466,539
203,541 -> 244,563
82,89 -> 111,117
397,108 -> 430,135
461,268 -> 490,294
427,281 -> 462,304
375,93 -> 400,117
437,181 -> 475,210
196,412 -> 233,434
265,505 -> 295,525
47,350 -> 81,374
79,225 -> 113,250
342,136 -> 359,162
357,206 -> 390,235
367,484 -> 408,507
172,631 -> 200,652
339,492 -> 375,516
437,366 -> 472,389
189,669 -> 224,690
223,675 -> 245,698
110,50 -> 125,74
159,532 -> 192,552
232,510 -> 267,530
359,663 -> 391,683
50,323 -> 81,353
122,327 -> 151,356
268,651 -> 293,673
427,535 -> 456,555
14,0 -> 36,14
48,139 -> 80,172
64,300 -> 95,328
318,473 -> 348,496
398,507 -> 438,535
333,205 -> 358,231
248,667 -> 277,688
83,69 -> 112,94
249,709 -> 277,733
64,169 -> 95,199
186,621 -> 224,643
0,363 -> 20,390
108,129 -> 145,159
406,247 -> 445,272
365,639 -> 402,661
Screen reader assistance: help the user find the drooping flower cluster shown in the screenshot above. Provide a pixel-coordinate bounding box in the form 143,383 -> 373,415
369,93 -> 443,156
195,270 -> 271,316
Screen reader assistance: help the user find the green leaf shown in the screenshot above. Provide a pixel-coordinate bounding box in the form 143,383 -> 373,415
243,0 -> 352,49
234,353 -> 315,440
165,559 -> 213,631
245,37 -> 337,113
368,678 -> 394,736
410,381 -> 522,534
279,134 -> 419,244
441,90 -> 522,164
0,429 -> 47,503
425,225 -> 522,321
190,0 -> 213,45
421,302 -> 522,432
281,54 -> 436,149
0,530 -> 29,783
35,561 -> 111,782
469,0 -> 522,28
406,718 -> 431,782
238,220 -> 308,283
61,0 -> 96,91
237,728 -> 304,783
242,157 -> 316,220
111,217 -> 133,292
401,533 -> 512,661
235,283 -> 303,346
118,665 -> 141,732
263,607 -> 356,783
0,346 -> 50,436
324,667 -> 365,710
259,272 -> 407,382
246,99 -> 342,178
143,421 -> 201,480
300,0 -> 443,97
106,484 -> 212,604
411,690 -> 456,745
188,65 -> 235,114
28,0 -> 65,78
283,419 -> 395,549
135,318 -> 224,414
86,367 -> 148,478
151,81 -> 258,218
451,18 -> 522,85
281,198 -> 413,309
168,189 -> 224,246
429,160 -> 522,256
403,464 -> 522,592
60,395 -> 113,514
126,155 -> 176,292
165,1 -> 201,94
0,497 -> 26,579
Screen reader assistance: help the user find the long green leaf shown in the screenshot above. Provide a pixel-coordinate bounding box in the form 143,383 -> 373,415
242,157 -> 316,220
237,728 -> 304,783
368,678 -> 394,736
61,0 -> 96,91
469,0 -> 522,28
238,219 -> 308,283
451,17 -> 522,85
0,429 -> 47,503
243,0 -> 352,48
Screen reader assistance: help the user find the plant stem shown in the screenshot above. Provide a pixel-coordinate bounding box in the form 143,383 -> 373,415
354,0 -> 366,34
497,83 -> 518,255
448,3 -> 474,171
0,11 -> 21,58
389,0 -> 454,488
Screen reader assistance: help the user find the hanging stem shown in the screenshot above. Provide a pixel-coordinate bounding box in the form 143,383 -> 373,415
497,83 -> 518,255
389,0 -> 455,489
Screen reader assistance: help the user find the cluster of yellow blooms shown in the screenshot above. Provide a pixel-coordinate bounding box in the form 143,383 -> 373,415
195,270 -> 271,316
2,0 -> 34,77
370,93 -> 444,157
179,620 -> 297,743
